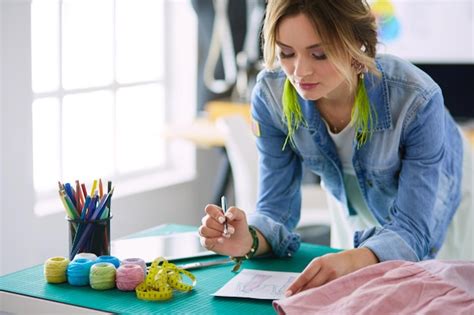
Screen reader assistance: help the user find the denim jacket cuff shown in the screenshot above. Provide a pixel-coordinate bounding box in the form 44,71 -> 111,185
247,213 -> 301,257
355,227 -> 420,262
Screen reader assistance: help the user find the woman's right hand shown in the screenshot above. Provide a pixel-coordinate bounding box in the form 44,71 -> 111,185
198,204 -> 253,257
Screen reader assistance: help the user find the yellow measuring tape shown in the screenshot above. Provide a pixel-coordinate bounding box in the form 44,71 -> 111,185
135,257 -> 196,301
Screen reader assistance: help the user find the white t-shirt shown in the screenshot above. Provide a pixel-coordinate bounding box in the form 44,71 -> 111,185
323,120 -> 379,249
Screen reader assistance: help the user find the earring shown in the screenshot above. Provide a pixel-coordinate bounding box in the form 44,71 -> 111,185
351,58 -> 368,78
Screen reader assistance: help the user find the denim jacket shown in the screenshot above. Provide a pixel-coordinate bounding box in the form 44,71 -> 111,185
248,54 -> 463,262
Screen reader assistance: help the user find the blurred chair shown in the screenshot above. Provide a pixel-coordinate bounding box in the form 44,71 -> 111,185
216,115 -> 258,214
216,115 -> 331,245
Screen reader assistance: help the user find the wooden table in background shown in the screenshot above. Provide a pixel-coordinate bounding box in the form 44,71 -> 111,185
164,100 -> 250,148
164,100 -> 251,204
463,128 -> 474,147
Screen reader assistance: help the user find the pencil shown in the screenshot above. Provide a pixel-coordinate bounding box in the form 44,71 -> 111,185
59,190 -> 78,220
85,194 -> 97,221
81,196 -> 91,220
97,187 -> 114,219
99,178 -> 104,198
75,180 -> 81,213
81,183 -> 88,199
64,190 -> 79,219
64,183 -> 76,209
107,181 -> 112,214
90,179 -> 98,198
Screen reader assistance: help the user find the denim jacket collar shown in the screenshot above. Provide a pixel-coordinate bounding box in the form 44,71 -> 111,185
367,59 -> 392,132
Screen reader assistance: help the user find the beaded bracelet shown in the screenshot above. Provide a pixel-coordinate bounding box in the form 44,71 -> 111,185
231,225 -> 259,272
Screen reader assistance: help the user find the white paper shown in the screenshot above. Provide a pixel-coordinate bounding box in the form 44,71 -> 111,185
213,269 -> 300,300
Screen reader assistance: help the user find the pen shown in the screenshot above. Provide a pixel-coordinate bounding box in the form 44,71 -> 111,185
177,258 -> 233,270
221,195 -> 228,235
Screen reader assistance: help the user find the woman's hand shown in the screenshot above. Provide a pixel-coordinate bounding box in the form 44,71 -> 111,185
285,247 -> 379,296
198,204 -> 253,257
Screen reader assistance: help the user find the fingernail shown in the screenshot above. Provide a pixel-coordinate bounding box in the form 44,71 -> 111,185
226,213 -> 233,220
218,216 -> 225,224
217,237 -> 224,244
285,290 -> 292,297
228,226 -> 235,234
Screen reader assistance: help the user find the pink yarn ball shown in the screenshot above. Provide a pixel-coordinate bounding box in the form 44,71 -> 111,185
121,257 -> 147,274
116,264 -> 145,291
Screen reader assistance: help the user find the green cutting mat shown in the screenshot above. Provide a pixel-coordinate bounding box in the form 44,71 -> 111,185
0,224 -> 340,315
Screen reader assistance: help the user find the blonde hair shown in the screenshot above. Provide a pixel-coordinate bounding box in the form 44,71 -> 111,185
263,0 -> 379,88
262,0 -> 380,148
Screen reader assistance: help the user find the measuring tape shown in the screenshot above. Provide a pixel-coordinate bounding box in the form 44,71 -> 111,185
135,257 -> 196,301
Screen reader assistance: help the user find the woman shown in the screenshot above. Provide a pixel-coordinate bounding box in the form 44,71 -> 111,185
198,0 -> 473,296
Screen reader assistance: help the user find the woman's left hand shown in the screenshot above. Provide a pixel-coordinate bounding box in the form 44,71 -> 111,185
285,247 -> 378,296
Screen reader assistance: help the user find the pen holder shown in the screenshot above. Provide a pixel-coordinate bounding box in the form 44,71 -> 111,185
67,216 -> 112,260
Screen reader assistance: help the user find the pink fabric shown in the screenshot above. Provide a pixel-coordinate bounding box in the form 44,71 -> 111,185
273,260 -> 474,315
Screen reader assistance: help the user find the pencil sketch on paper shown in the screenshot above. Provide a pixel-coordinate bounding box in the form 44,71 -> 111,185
212,269 -> 300,300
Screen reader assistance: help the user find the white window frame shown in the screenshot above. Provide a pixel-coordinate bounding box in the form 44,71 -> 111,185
29,0 -> 198,215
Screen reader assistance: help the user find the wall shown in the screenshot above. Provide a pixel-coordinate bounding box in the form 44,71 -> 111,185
0,0 -> 222,276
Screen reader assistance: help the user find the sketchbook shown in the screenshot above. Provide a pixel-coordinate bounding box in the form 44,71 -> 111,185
213,269 -> 300,300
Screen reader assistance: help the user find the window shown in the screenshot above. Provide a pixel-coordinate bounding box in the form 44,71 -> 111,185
31,0 -> 197,214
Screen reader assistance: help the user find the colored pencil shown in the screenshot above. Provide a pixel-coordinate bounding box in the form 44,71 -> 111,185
81,183 -> 88,200
75,180 -> 81,213
90,179 -> 98,198
99,178 -> 103,198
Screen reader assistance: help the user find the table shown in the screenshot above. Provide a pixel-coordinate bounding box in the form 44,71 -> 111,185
463,127 -> 474,147
164,101 -> 251,148
0,224 -> 340,314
